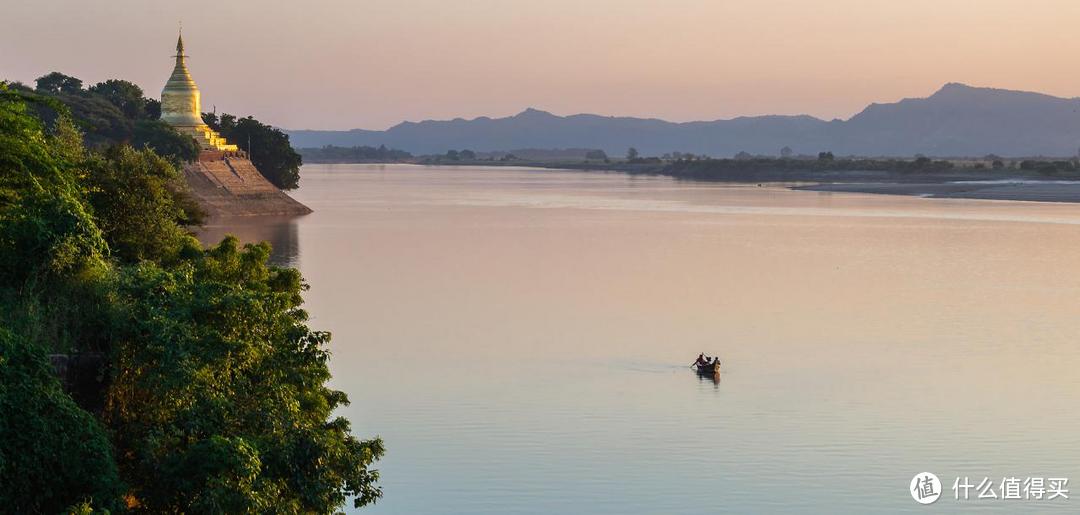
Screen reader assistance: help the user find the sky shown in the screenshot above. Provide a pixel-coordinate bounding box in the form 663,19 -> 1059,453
4,0 -> 1080,130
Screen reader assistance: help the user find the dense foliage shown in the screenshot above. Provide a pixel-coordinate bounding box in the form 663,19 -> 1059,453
298,144 -> 412,163
0,85 -> 382,513
1018,159 -> 1080,176
88,79 -> 150,119
84,145 -> 204,262
0,328 -> 124,514
22,72 -> 200,162
22,71 -> 309,188
130,119 -> 200,163
204,113 -> 303,190
105,238 -> 383,512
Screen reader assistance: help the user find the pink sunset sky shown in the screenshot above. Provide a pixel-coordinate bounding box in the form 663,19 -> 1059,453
4,0 -> 1080,130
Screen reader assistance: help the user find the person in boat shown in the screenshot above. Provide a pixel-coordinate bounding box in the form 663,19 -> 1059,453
710,356 -> 721,366
694,353 -> 708,367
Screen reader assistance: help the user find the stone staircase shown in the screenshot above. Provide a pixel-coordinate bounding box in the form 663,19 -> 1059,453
184,151 -> 311,217
195,153 -> 278,195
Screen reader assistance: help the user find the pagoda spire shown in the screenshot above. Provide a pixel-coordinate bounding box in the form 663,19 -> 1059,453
159,30 -> 238,151
175,24 -> 186,58
160,27 -> 202,128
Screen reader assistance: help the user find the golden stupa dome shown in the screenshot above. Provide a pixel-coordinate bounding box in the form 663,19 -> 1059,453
160,32 -> 206,128
160,31 -> 237,152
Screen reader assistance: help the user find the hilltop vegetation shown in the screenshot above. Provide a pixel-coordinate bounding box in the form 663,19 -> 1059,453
0,84 -> 382,512
14,72 -> 199,162
9,72 -> 304,190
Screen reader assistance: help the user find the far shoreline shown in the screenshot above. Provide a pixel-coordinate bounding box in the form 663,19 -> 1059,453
301,157 -> 1080,204
792,181 -> 1080,204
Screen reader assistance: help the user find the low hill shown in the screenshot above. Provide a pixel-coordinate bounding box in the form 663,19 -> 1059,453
287,84 -> 1080,158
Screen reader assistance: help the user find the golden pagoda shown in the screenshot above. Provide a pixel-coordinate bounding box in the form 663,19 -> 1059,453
161,31 -> 237,152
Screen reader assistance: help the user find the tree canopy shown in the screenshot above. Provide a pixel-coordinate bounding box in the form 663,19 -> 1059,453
24,72 -> 306,188
35,71 -> 83,94
205,113 -> 303,190
0,84 -> 382,513
26,72 -> 199,162
88,79 -> 148,119
0,328 -> 124,514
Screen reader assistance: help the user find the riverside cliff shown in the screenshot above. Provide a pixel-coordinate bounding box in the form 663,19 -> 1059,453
184,150 -> 311,217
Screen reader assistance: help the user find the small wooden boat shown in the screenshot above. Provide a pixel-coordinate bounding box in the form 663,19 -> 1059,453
695,362 -> 721,375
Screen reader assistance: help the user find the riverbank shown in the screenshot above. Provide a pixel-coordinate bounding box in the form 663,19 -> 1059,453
795,180 -> 1080,203
606,167 -> 1080,203
309,157 -> 1080,204
184,152 -> 312,217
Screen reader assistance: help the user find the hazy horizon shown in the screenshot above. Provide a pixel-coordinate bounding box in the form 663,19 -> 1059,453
285,81 -> 1070,131
6,0 -> 1080,130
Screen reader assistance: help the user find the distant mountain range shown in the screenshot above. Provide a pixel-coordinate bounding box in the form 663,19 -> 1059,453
286,84 -> 1080,157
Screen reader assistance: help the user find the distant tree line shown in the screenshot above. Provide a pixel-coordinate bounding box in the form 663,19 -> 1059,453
660,154 -> 965,180
1018,159 -> 1080,176
659,151 -> 705,161
624,147 -> 664,165
421,149 -> 501,163
442,149 -> 477,161
298,144 -> 413,163
625,147 -> 707,164
651,153 -> 1080,181
390,148 -> 614,164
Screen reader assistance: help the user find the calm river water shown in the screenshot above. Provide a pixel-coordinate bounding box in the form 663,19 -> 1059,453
200,164 -> 1080,514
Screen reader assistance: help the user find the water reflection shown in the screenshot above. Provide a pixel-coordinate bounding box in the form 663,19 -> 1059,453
195,215 -> 302,267
227,164 -> 1080,514
696,369 -> 721,387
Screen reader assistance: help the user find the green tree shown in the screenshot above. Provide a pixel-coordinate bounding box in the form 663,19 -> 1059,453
28,74 -> 175,151
35,71 -> 83,94
132,119 -> 201,163
144,98 -> 162,119
105,237 -> 384,512
2,85 -> 383,513
0,329 -> 124,513
205,113 -> 302,190
626,147 -> 639,160
0,86 -> 122,513
37,90 -> 135,147
0,89 -> 109,289
84,145 -> 202,263
89,79 -> 148,119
